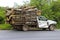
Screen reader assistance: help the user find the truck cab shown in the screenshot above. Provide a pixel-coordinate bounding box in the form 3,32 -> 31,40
37,16 -> 57,31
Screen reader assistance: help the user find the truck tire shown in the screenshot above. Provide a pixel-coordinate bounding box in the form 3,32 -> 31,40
49,25 -> 55,31
23,25 -> 28,31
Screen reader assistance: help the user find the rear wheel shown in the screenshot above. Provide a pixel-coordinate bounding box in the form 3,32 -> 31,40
49,25 -> 55,31
23,25 -> 29,31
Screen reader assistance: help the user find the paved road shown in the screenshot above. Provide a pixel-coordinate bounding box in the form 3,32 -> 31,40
0,30 -> 60,40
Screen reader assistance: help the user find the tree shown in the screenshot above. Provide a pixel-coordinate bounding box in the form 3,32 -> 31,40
30,0 -> 60,28
51,1 -> 60,23
30,0 -> 53,19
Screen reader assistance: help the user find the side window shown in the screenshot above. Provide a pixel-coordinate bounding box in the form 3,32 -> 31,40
38,16 -> 47,21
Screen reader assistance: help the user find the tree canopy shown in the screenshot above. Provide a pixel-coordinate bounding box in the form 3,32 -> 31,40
30,0 -> 60,28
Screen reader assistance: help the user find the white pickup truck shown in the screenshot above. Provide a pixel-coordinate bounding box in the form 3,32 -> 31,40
37,16 -> 57,31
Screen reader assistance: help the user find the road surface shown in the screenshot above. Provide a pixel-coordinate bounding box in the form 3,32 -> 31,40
0,30 -> 60,40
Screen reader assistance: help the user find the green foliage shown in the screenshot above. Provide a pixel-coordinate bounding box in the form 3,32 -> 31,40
30,0 -> 60,28
52,1 -> 60,12
0,7 -> 6,23
0,16 -> 4,23
0,7 -> 5,18
30,0 -> 53,19
0,24 -> 12,30
30,0 -> 40,8
51,1 -> 60,28
0,7 -> 12,29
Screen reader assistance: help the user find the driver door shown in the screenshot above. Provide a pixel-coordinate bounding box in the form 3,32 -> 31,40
37,16 -> 48,28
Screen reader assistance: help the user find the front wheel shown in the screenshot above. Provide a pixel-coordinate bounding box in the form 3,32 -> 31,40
48,25 -> 55,31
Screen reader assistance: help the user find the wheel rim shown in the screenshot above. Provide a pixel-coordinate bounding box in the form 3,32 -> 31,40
50,25 -> 55,31
23,25 -> 28,31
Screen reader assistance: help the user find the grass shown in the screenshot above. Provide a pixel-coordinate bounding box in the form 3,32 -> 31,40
0,24 -> 12,30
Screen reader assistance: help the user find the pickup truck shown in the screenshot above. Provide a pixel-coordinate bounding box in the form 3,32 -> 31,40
6,6 -> 57,31
37,16 -> 57,31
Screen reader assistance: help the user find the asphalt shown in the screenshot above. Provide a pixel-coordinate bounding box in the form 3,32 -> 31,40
0,30 -> 60,40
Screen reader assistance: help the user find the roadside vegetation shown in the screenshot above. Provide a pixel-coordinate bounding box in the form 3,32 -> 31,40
0,7 -> 12,30
0,0 -> 60,29
30,0 -> 60,29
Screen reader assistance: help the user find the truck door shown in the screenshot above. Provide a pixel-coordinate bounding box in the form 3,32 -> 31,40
37,16 -> 48,28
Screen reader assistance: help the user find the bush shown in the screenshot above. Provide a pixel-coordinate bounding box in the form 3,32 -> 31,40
0,16 -> 4,24
0,24 -> 12,30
